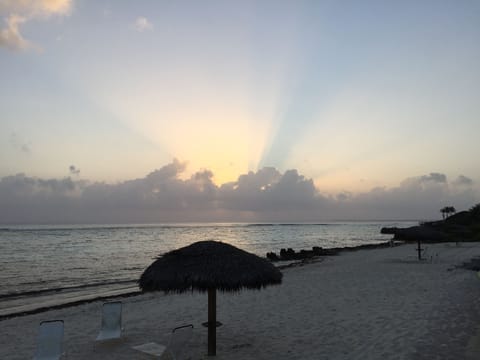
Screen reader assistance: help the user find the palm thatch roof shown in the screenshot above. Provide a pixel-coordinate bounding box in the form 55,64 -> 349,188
139,240 -> 282,293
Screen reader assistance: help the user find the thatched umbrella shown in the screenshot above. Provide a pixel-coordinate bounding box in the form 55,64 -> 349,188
138,240 -> 282,356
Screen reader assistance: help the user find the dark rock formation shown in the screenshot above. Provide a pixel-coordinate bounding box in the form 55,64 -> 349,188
266,242 -> 393,262
381,226 -> 447,242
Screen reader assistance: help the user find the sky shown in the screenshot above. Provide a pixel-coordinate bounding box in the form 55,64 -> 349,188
1,0 -> 479,223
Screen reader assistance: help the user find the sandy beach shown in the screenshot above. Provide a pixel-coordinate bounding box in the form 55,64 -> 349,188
2,242 -> 480,359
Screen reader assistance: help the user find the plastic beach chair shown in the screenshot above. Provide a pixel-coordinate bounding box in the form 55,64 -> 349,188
96,301 -> 123,341
168,324 -> 194,359
33,320 -> 64,360
132,324 -> 194,359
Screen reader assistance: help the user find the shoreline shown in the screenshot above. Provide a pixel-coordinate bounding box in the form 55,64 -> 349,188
1,242 -> 480,359
0,289 -> 142,322
0,240 -> 397,320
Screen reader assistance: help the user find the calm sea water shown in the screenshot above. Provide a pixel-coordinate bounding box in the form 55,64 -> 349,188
0,221 -> 415,317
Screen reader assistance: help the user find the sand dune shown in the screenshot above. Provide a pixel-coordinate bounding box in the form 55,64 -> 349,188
1,242 -> 480,359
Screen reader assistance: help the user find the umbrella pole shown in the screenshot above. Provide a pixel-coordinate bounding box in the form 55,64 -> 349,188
208,288 -> 216,356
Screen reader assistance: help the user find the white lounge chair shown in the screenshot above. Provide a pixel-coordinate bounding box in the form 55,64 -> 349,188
33,320 -> 64,360
132,324 -> 194,359
96,301 -> 123,341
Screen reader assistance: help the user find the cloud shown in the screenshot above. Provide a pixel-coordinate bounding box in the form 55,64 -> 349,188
453,175 -> 473,187
0,161 -> 478,223
397,172 -> 449,194
69,165 -> 80,175
133,16 -> 153,32
9,132 -> 31,153
0,173 -> 78,195
334,171 -> 478,220
0,0 -> 72,51
219,167 -> 320,213
420,172 -> 447,183
0,14 -> 31,50
0,0 -> 72,17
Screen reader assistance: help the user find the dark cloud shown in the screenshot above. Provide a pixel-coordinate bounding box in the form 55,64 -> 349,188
218,167 -> 322,217
0,161 -> 478,223
421,172 -> 447,183
69,165 -> 80,175
453,175 -> 473,187
400,172 -> 448,189
334,172 -> 477,220
336,192 -> 352,201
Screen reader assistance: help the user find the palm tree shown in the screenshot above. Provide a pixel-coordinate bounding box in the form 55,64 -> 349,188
447,206 -> 456,217
470,203 -> 480,219
440,206 -> 456,219
440,207 -> 448,220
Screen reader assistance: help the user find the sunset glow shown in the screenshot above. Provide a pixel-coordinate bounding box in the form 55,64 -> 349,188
1,0 -> 480,221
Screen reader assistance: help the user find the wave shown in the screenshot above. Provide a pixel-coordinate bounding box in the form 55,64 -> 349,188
0,225 -> 159,233
0,279 -> 138,300
0,223 -> 247,233
0,221 -> 407,233
244,223 -> 340,227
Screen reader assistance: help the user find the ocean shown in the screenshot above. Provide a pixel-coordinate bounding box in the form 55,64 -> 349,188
0,221 -> 415,318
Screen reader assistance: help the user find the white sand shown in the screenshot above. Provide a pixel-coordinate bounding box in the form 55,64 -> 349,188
2,242 -> 480,359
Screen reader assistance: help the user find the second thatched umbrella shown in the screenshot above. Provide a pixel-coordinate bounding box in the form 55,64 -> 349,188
138,240 -> 282,356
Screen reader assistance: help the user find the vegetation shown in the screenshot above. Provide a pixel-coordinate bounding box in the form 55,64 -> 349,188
470,203 -> 480,219
385,204 -> 480,243
440,206 -> 456,219
427,203 -> 480,242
